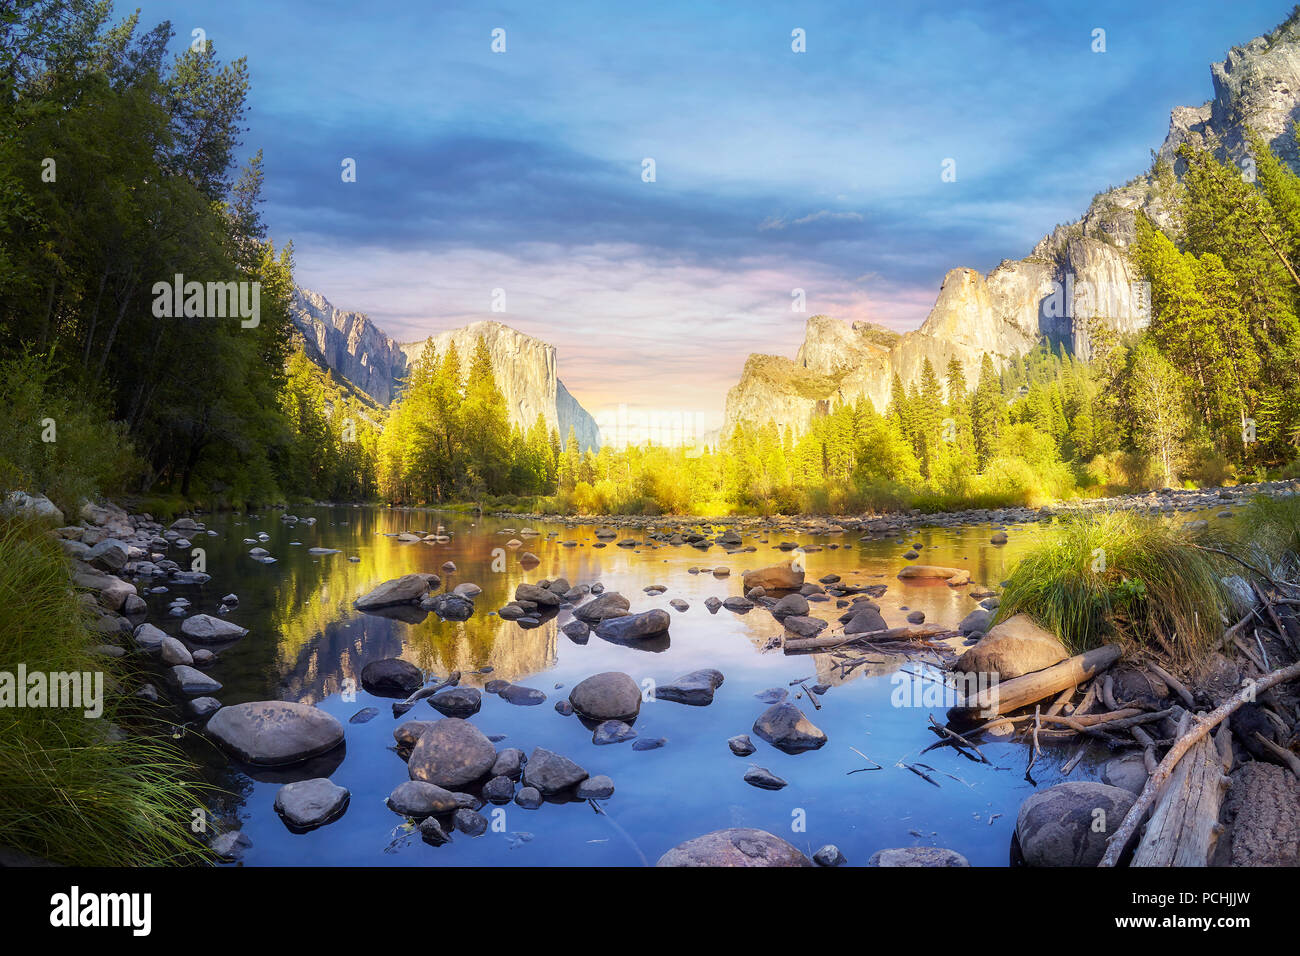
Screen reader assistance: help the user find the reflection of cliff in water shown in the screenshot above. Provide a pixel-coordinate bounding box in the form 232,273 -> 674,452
278,607 -> 560,705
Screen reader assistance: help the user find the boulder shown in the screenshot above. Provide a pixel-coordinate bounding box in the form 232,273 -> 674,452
207,701 -> 345,766
428,687 -> 482,718
354,573 -> 437,609
180,613 -> 249,644
132,622 -> 167,653
595,609 -> 671,641
742,560 -> 804,592
654,668 -> 724,706
361,658 -> 423,696
866,847 -> 970,866
170,665 -> 221,696
957,607 -> 994,635
522,747 -> 588,795
752,702 -> 827,753
1015,781 -> 1136,867
770,593 -> 809,620
407,718 -> 497,788
515,582 -> 561,607
573,591 -> 631,623
160,636 -> 194,666
387,780 -> 460,817
575,775 -> 615,800
274,778 -> 349,830
955,613 -> 1069,680
656,828 -> 812,867
569,672 -> 641,722
421,592 -> 475,620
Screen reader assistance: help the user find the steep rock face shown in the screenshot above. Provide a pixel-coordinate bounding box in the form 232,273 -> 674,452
292,287 -> 408,405
723,13 -> 1300,436
401,321 -> 599,451
289,289 -> 599,449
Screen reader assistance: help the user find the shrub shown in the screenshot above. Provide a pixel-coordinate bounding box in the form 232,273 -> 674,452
996,511 -> 1227,665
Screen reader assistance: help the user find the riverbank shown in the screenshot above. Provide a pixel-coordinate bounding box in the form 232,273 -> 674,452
0,503 -> 208,866
487,479 -> 1300,536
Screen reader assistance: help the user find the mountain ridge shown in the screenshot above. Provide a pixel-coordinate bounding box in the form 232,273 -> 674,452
722,10 -> 1300,438
289,287 -> 600,450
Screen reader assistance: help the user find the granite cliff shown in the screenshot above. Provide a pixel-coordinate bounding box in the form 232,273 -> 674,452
289,287 -> 600,450
723,11 -> 1300,437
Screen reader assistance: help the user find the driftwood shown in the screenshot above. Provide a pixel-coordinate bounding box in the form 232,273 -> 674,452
1130,717 -> 1232,867
1099,658 -> 1300,867
783,623 -> 952,653
950,645 -> 1121,719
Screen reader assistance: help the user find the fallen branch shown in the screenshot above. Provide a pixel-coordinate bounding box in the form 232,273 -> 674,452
1099,659 -> 1300,867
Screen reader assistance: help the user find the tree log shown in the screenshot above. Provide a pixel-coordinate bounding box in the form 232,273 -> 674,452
1099,659 -> 1300,867
783,623 -> 952,653
1130,715 -> 1232,866
948,644 -> 1121,720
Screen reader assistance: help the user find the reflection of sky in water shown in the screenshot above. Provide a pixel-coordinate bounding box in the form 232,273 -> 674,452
155,506 -> 1112,867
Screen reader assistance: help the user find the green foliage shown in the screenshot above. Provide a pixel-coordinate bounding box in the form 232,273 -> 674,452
0,350 -> 138,514
996,512 -> 1228,664
0,516 -> 209,865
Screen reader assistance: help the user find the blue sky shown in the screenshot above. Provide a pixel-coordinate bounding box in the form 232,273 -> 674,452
126,0 -> 1296,424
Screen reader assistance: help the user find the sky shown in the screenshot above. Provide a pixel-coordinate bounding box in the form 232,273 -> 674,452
125,0 -> 1297,430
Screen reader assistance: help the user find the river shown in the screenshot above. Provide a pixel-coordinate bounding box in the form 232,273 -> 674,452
154,504 -> 1107,866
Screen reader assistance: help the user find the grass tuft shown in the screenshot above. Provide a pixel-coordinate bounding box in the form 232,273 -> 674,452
995,511 -> 1228,666
0,516 -> 210,865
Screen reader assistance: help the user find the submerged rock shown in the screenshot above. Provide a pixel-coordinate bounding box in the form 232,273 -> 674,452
207,701 -> 345,766
867,847 -> 969,867
656,828 -> 812,867
654,668 -> 725,705
1015,782 -> 1135,867
407,718 -> 497,789
752,702 -> 827,753
274,778 -> 349,830
569,672 -> 641,722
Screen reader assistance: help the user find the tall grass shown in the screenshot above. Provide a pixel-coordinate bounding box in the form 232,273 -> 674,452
1230,493 -> 1300,578
996,511 -> 1228,666
0,516 -> 209,865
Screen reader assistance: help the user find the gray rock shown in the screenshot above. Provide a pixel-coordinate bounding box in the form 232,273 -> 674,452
188,696 -> 221,719
207,701 -> 345,766
393,720 -> 437,748
170,664 -> 221,696
421,592 -> 475,620
728,734 -> 756,756
361,658 -> 423,696
490,748 -> 526,780
814,844 -> 847,866
1015,781 -> 1136,867
595,609 -> 671,641
429,687 -> 482,718
482,775 -> 516,804
514,786 -> 543,809
160,636 -> 193,666
573,591 -> 631,623
407,718 -> 498,789
180,613 -> 249,643
387,780 -> 460,817
744,766 -> 788,790
575,774 -> 615,800
752,702 -> 827,753
569,671 -> 641,722
522,747 -> 588,795
654,668 -> 725,705
418,815 -> 451,846
453,808 -> 488,836
132,623 -> 167,652
656,828 -> 812,867
209,831 -> 252,861
354,573 -> 437,609
1100,752 -> 1149,795
866,847 -> 969,866
593,719 -> 638,745
274,777 -> 349,830
499,684 -> 546,706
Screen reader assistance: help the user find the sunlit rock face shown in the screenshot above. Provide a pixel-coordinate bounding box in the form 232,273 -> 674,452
723,15 -> 1300,436
289,289 -> 599,449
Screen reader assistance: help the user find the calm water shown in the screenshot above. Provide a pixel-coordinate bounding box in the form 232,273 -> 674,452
151,505 -> 1110,867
